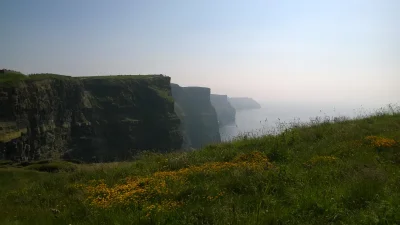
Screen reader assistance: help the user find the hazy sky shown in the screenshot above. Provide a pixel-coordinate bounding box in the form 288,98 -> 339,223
1,0 -> 399,106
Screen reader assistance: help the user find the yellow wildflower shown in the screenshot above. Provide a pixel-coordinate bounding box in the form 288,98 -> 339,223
365,136 -> 397,148
75,151 -> 271,210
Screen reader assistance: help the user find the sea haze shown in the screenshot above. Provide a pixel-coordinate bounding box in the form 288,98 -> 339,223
219,101 -> 393,141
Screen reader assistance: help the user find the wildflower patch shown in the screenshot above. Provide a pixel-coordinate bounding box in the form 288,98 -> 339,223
74,151 -> 272,213
365,136 -> 397,149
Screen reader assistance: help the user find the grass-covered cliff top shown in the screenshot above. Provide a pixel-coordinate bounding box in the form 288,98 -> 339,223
1,106 -> 399,225
0,70 -> 167,86
78,74 -> 166,80
0,70 -> 29,83
0,70 -> 174,105
0,70 -> 74,84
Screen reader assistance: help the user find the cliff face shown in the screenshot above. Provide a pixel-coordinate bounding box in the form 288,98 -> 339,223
228,97 -> 261,110
171,84 -> 221,149
0,74 -> 182,162
210,94 -> 236,127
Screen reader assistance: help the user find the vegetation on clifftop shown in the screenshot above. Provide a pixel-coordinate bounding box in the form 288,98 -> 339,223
0,70 -> 28,83
0,71 -> 173,102
0,105 -> 399,225
0,70 -> 166,86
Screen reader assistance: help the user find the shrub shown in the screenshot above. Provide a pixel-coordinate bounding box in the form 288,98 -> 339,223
26,161 -> 77,173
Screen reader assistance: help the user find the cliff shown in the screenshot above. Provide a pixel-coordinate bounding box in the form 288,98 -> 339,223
0,72 -> 182,162
210,94 -> 236,126
228,97 -> 261,110
171,84 -> 221,149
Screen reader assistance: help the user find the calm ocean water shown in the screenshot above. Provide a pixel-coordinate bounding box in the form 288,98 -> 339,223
219,101 -> 389,141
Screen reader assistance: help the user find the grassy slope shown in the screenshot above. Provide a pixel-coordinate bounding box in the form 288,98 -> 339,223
0,71 -> 28,84
0,114 -> 399,225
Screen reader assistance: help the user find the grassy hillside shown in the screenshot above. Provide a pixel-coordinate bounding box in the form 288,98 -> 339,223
0,109 -> 399,224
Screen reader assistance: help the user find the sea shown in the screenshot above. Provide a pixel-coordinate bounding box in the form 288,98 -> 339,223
219,101 -> 395,141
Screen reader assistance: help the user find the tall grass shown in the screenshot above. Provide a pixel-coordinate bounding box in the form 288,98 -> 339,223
231,103 -> 400,141
0,104 -> 399,224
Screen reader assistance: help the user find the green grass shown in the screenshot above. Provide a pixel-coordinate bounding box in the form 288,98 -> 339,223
0,113 -> 400,224
0,72 -> 72,87
0,71 -> 28,84
24,161 -> 78,173
77,74 -> 166,80
28,73 -> 73,80
0,71 -> 166,87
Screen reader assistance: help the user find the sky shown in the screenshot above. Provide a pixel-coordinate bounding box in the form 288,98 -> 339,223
1,0 -> 399,107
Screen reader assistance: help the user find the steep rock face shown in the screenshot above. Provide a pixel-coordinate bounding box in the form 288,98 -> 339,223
228,97 -> 261,110
210,94 -> 236,126
0,74 -> 182,162
171,84 -> 221,149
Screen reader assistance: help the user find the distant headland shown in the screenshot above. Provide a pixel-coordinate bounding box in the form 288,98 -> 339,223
228,97 -> 262,110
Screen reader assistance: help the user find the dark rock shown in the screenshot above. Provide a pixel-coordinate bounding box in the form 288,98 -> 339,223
0,75 -> 182,162
210,94 -> 236,127
171,84 -> 221,149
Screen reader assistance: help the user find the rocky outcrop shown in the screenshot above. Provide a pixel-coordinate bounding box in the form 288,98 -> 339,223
228,97 -> 261,110
171,84 -> 221,149
0,73 -> 182,162
210,94 -> 236,126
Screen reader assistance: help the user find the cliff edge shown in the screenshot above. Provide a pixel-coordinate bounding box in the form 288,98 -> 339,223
228,97 -> 261,110
210,94 -> 236,126
0,72 -> 182,162
171,84 -> 221,149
